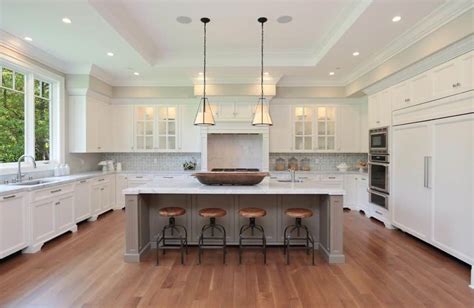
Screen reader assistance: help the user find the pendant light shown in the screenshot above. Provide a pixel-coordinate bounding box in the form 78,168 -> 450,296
194,17 -> 215,126
252,17 -> 273,126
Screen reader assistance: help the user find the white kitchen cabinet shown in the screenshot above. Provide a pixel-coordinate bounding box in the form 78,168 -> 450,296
356,175 -> 369,214
368,90 -> 391,129
0,193 -> 28,259
409,72 -> 433,106
431,115 -> 473,263
269,105 -> 292,152
391,81 -> 410,111
90,176 -> 113,219
213,102 -> 254,121
115,174 -> 128,209
432,51 -> 474,99
343,174 -> 369,214
359,102 -> 369,152
392,122 -> 432,241
134,106 -> 178,151
69,95 -> 111,153
337,105 -> 360,152
343,175 -> 357,209
74,179 -> 91,222
293,106 -> 314,151
26,184 -> 77,253
315,107 -> 337,151
179,104 -> 201,152
134,106 -> 156,151
112,105 -> 134,152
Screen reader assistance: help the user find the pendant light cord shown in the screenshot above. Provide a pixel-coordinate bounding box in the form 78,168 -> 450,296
260,20 -> 264,101
203,20 -> 207,100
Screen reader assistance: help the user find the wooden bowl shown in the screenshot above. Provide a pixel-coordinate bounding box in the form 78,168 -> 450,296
192,172 -> 269,186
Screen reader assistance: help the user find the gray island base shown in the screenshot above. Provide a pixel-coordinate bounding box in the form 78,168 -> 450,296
123,178 -> 345,264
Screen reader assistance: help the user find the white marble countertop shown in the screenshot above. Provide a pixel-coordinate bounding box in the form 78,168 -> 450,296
123,177 -> 345,195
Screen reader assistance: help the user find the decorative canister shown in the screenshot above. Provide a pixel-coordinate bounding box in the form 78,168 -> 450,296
275,157 -> 286,171
288,157 -> 298,171
300,157 -> 311,171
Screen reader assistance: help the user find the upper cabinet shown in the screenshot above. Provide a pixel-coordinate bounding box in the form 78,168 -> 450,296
432,51 -> 473,99
134,106 -> 178,152
368,90 -> 391,129
211,102 -> 255,122
69,95 -> 111,153
268,103 -> 366,153
112,105 -> 134,152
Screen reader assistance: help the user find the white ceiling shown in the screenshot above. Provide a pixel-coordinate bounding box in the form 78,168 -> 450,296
0,0 -> 470,86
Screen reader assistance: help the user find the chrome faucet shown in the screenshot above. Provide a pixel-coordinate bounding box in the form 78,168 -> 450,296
17,155 -> 37,182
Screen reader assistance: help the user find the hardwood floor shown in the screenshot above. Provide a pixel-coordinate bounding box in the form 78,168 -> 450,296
0,210 -> 472,307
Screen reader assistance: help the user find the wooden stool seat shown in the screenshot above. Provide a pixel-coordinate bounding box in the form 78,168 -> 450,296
199,208 -> 227,218
285,208 -> 313,218
239,207 -> 267,218
159,207 -> 186,217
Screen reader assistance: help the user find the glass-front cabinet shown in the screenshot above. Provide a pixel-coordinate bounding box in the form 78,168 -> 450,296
292,106 -> 336,152
134,106 -> 178,151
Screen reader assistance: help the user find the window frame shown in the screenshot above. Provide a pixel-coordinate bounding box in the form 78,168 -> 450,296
0,56 -> 65,173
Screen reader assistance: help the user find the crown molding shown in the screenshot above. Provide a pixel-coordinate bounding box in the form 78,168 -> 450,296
0,30 -> 68,73
363,35 -> 474,95
343,0 -> 474,85
277,77 -> 346,87
311,0 -> 373,65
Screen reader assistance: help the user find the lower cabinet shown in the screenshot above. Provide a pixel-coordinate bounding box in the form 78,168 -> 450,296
343,174 -> 369,214
0,192 -> 28,259
91,175 -> 114,217
115,175 -> 128,209
27,184 -> 77,253
74,179 -> 92,222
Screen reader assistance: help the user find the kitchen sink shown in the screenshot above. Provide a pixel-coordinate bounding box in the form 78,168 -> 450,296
8,179 -> 58,186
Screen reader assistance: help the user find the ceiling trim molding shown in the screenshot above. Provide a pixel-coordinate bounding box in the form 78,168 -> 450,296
363,35 -> 474,95
277,77 -> 345,87
0,30 -> 68,73
311,0 -> 373,65
111,98 -> 198,105
343,0 -> 474,85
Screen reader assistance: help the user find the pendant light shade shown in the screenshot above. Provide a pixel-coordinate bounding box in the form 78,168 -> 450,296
252,17 -> 273,126
194,17 -> 215,126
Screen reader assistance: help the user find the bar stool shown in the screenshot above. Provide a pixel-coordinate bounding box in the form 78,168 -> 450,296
238,207 -> 267,264
198,208 -> 227,264
156,207 -> 188,265
283,208 -> 315,265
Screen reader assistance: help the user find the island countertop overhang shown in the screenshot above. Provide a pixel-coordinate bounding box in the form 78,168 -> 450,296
123,178 -> 345,195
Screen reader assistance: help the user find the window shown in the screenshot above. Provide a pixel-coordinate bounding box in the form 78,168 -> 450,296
0,65 -> 55,165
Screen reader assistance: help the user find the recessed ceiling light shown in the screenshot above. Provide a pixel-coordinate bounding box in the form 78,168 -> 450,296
277,15 -> 293,24
264,72 -> 269,75
62,17 -> 72,24
353,51 -> 360,56
107,52 -> 114,57
176,16 -> 192,24
24,36 -> 32,42
329,72 -> 335,76
198,72 -> 203,75
133,72 -> 140,76
392,15 -> 402,22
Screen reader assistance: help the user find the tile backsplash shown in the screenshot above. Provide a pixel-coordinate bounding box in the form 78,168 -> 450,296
269,153 -> 368,171
101,153 -> 201,171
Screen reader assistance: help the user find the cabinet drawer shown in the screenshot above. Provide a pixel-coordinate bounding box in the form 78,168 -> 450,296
92,176 -> 112,185
128,175 -> 153,181
31,183 -> 74,202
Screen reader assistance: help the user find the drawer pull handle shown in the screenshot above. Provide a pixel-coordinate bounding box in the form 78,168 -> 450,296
55,202 -> 60,205
375,211 -> 382,215
80,180 -> 87,183
135,176 -> 143,179
163,176 -> 174,179
100,188 -> 104,191
3,195 -> 16,200
328,177 -> 336,179
98,179 -> 105,182
51,189 -> 62,194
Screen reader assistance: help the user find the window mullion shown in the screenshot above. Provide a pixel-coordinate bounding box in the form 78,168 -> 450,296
25,73 -> 35,158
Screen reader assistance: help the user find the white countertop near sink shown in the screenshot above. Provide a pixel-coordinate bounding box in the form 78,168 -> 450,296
123,177 -> 345,195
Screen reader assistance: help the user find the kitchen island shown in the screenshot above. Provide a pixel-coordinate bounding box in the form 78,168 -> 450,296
123,176 -> 345,264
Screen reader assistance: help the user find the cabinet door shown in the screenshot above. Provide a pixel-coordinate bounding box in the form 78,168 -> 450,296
343,175 -> 357,208
432,115 -> 473,262
115,175 -> 128,209
179,104 -> 201,152
74,180 -> 91,222
368,94 -> 379,129
31,199 -> 55,243
410,72 -> 433,105
357,176 -> 369,213
457,51 -> 474,93
359,102 -> 369,152
0,194 -> 27,258
391,82 -> 410,111
157,106 -> 177,151
294,106 -> 314,151
432,57 -> 458,99
135,106 -> 155,151
378,90 -> 392,127
392,123 -> 432,240
337,105 -> 360,152
55,194 -> 75,234
86,98 -> 100,152
112,105 -> 134,152
218,103 -> 236,120
97,101 -> 111,152
269,105 -> 292,152
91,185 -> 102,215
101,183 -> 112,211
234,103 -> 253,121
315,106 -> 336,151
